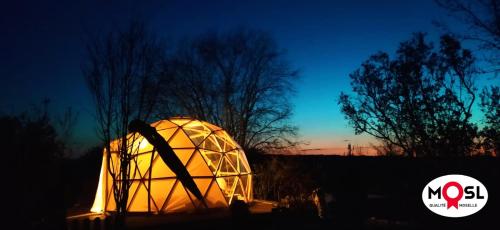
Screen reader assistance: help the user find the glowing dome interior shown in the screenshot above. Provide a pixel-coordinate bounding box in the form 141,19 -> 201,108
91,117 -> 253,213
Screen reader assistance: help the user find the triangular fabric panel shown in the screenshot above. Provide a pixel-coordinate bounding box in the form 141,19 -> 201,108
217,135 -> 234,152
205,181 -> 228,208
154,120 -> 178,130
127,181 -> 140,206
200,136 -> 214,151
149,120 -> 162,127
226,151 -> 239,172
214,135 -> 229,152
239,175 -> 251,197
165,182 -> 195,213
130,137 -> 154,153
183,128 -> 207,146
194,178 -> 212,198
150,179 -> 176,212
234,177 -> 247,202
223,176 -> 239,203
106,189 -> 116,211
246,175 -> 253,200
169,118 -> 192,126
201,150 -> 222,173
132,152 -> 154,179
183,122 -> 212,146
237,150 -> 250,172
128,183 -> 150,211
186,151 -> 213,177
183,121 -> 207,131
169,129 -> 195,148
151,156 -> 176,178
185,188 -> 204,209
201,121 -> 222,131
158,128 -> 178,142
238,155 -> 250,173
173,149 -> 195,166
218,157 -> 238,176
215,176 -> 237,203
214,130 -> 237,147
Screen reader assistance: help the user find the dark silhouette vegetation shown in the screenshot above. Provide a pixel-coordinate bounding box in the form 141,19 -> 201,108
2,110 -> 66,229
479,86 -> 500,155
339,33 -> 498,157
251,154 -> 499,229
83,21 -> 166,221
435,0 -> 500,72
158,28 -> 300,154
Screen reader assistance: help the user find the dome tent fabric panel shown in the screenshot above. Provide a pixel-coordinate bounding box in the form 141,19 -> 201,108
91,118 -> 253,214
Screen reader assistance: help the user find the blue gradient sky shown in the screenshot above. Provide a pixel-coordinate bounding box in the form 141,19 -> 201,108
0,0 -> 493,154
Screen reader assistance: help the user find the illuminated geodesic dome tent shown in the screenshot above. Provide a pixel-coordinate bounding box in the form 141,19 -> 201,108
91,117 -> 253,214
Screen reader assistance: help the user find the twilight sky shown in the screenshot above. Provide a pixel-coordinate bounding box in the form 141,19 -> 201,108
0,0 -> 493,155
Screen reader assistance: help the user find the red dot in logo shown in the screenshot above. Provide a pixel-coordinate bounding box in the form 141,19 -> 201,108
443,181 -> 463,209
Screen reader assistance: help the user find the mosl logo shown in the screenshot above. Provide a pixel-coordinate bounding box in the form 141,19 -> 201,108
422,174 -> 488,217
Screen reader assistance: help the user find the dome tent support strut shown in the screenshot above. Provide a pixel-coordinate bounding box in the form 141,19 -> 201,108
128,119 -> 206,208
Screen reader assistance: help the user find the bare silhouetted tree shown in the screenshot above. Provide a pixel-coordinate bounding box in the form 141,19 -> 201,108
159,28 -> 299,153
479,86 -> 499,155
339,33 -> 478,157
55,107 -> 78,156
435,0 -> 500,156
83,21 -> 165,219
435,0 -> 500,73
252,156 -> 314,203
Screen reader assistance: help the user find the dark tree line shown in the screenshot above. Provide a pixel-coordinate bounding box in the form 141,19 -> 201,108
340,33 -> 498,157
340,34 -> 479,157
339,0 -> 499,157
2,104 -> 68,229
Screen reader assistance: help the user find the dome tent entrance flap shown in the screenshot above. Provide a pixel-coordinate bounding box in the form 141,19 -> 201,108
91,117 -> 253,214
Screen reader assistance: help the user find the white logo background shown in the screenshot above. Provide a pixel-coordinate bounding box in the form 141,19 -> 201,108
422,174 -> 488,218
